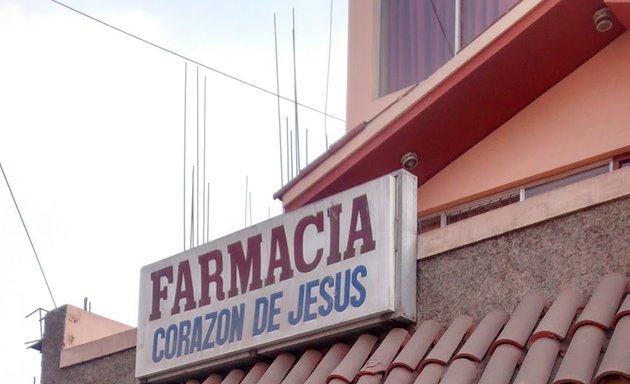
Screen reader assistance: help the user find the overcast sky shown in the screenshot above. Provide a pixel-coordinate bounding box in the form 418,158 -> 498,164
0,0 -> 348,380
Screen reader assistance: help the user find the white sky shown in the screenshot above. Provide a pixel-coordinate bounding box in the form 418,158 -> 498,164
0,0 -> 348,380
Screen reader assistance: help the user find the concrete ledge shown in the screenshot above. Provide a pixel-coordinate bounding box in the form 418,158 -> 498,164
63,305 -> 132,349
419,167 -> 630,258
60,327 -> 137,368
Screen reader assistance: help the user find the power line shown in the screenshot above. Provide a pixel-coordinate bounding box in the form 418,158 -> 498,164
0,161 -> 57,308
50,0 -> 346,123
429,0 -> 454,56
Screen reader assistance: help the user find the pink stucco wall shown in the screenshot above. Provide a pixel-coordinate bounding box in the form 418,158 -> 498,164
419,32 -> 630,215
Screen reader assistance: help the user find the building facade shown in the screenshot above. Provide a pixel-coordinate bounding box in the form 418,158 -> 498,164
41,0 -> 629,383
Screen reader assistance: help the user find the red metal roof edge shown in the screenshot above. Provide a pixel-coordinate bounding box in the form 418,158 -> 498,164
271,0 -> 560,209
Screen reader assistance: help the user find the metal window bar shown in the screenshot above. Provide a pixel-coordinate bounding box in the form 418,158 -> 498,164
454,0 -> 462,53
446,191 -> 520,225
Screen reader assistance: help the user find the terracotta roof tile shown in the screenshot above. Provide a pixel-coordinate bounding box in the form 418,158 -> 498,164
383,320 -> 443,384
359,328 -> 409,376
239,361 -> 268,384
354,374 -> 380,384
553,324 -> 607,384
220,369 -> 245,384
327,334 -> 378,383
201,374 -> 222,384
258,353 -> 295,384
383,365 -> 417,384
593,311 -> 630,384
304,343 -> 350,384
281,350 -> 322,384
477,343 -> 522,384
570,272 -> 628,335
387,320 -> 443,374
489,293 -> 547,353
195,272 -> 630,384
530,287 -> 583,342
439,358 -> 479,384
612,294 -> 630,328
455,310 -> 508,362
413,363 -> 444,384
514,337 -> 561,384
419,315 -> 474,369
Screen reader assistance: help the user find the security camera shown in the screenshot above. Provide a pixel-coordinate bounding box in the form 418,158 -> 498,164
401,152 -> 418,170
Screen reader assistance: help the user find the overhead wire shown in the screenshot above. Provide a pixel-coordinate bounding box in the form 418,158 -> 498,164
0,161 -> 57,308
429,0 -> 454,56
50,0 -> 346,123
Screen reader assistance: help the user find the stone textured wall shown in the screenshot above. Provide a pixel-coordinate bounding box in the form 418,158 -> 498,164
41,306 -> 137,384
417,196 -> 630,324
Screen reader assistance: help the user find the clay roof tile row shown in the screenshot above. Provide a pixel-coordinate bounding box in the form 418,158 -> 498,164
187,272 -> 629,384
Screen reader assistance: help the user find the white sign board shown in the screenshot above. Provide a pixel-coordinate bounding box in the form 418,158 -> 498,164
136,171 -> 417,380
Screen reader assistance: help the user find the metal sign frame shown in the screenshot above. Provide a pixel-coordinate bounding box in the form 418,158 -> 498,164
136,170 -> 417,381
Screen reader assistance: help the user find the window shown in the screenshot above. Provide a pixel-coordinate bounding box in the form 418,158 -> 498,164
417,160 -> 618,233
379,0 -> 522,95
419,215 -> 442,234
461,0 -> 522,47
523,164 -> 610,199
445,191 -> 520,224
613,153 -> 630,169
379,0 -> 455,95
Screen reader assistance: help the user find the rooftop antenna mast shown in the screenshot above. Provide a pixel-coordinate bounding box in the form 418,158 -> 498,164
190,166 -> 195,249
292,8 -> 301,173
244,175 -> 249,227
206,182 -> 210,241
285,116 -> 290,182
196,67 -> 200,245
182,62 -> 188,251
203,75 -> 207,244
289,129 -> 294,178
274,14 -> 284,186
324,0 -> 334,149
249,192 -> 253,226
306,128 -> 309,165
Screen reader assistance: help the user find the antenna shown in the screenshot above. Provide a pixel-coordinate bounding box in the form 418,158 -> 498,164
207,182 -> 210,241
50,0 -> 346,123
244,175 -> 249,227
306,128 -> 309,165
190,166 -> 195,249
285,116 -> 290,182
183,62 -> 187,251
203,75 -> 207,244
292,8 -> 301,173
324,0 -> 334,149
196,66 -> 200,245
274,14 -> 284,187
249,191 -> 253,226
289,129 -> 294,179
203,182 -> 206,244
